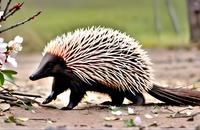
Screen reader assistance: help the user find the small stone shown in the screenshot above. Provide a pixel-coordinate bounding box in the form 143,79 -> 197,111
104,124 -> 112,127
144,114 -> 153,119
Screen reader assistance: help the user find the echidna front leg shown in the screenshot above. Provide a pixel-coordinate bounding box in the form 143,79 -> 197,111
43,77 -> 68,104
61,87 -> 86,110
42,91 -> 57,104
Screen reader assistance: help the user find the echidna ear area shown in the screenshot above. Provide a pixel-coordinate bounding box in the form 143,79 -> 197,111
42,26 -> 154,94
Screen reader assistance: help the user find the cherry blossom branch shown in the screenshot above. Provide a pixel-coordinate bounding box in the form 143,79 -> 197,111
0,0 -> 23,22
0,0 -> 2,10
2,0 -> 12,18
0,11 -> 41,34
2,2 -> 24,21
0,0 -> 42,108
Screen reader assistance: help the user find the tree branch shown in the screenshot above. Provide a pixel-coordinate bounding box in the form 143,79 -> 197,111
2,2 -> 24,21
0,11 -> 41,34
0,0 -> 2,10
2,0 -> 12,18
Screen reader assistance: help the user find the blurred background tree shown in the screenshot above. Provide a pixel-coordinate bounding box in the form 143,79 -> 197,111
187,0 -> 200,46
0,0 -> 190,52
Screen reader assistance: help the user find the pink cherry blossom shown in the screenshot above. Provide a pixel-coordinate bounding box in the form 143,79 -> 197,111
0,53 -> 6,65
134,116 -> 142,126
0,11 -> 3,28
0,35 -> 23,69
0,38 -> 3,43
8,36 -> 23,54
0,43 -> 7,53
3,56 -> 17,68
0,11 -> 3,17
14,36 -> 23,44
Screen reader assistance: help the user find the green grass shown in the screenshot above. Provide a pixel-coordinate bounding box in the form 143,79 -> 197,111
1,0 -> 189,52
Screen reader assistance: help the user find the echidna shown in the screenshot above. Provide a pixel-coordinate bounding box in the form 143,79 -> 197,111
30,27 -> 200,110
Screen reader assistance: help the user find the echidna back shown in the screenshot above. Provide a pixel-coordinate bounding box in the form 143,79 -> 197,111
43,27 -> 154,94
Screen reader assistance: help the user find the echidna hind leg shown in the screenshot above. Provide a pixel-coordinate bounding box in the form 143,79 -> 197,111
101,92 -> 124,106
125,91 -> 145,105
61,87 -> 86,110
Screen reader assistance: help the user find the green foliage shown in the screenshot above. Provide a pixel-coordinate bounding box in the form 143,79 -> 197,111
124,119 -> 136,127
0,72 -> 4,87
4,115 -> 25,126
2,0 -> 189,52
0,70 -> 17,87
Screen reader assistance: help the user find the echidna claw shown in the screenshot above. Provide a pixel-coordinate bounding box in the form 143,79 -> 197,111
42,93 -> 56,104
42,98 -> 52,104
60,107 -> 73,110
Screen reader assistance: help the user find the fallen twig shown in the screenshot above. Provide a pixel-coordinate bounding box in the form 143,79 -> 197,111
29,118 -> 56,122
170,111 -> 200,119
0,91 -> 42,98
0,92 -> 41,103
3,100 -> 21,107
0,93 -> 17,101
0,90 -> 41,109
168,106 -> 199,119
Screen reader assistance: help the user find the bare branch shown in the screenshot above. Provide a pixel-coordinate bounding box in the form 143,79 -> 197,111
0,93 -> 17,101
0,0 -> 2,10
2,0 -> 12,17
0,2 -> 24,22
0,91 -> 42,98
8,2 -> 23,12
0,11 -> 42,34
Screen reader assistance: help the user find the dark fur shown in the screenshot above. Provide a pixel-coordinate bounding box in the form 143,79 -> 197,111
30,53 -> 144,109
43,68 -> 144,110
30,53 -> 200,110
52,77 -> 144,110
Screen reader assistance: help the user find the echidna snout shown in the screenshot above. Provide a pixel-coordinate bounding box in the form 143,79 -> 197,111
30,53 -> 66,81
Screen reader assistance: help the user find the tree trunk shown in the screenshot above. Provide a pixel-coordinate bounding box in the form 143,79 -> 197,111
166,0 -> 180,34
188,0 -> 200,44
153,0 -> 162,34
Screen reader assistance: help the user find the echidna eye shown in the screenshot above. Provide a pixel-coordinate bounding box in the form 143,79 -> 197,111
59,59 -> 63,62
47,62 -> 54,68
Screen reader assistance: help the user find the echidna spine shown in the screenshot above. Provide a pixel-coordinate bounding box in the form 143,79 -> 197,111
43,26 -> 154,94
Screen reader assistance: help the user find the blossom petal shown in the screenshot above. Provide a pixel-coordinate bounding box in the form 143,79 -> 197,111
0,37 -> 4,43
8,36 -> 23,54
0,43 -> 7,52
14,36 -> 23,44
4,56 -> 17,68
128,107 -> 135,115
134,116 -> 142,126
8,40 -> 14,47
0,53 -> 6,65
0,11 -> 4,17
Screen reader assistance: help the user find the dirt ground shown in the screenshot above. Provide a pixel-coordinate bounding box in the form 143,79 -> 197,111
1,49 -> 200,129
